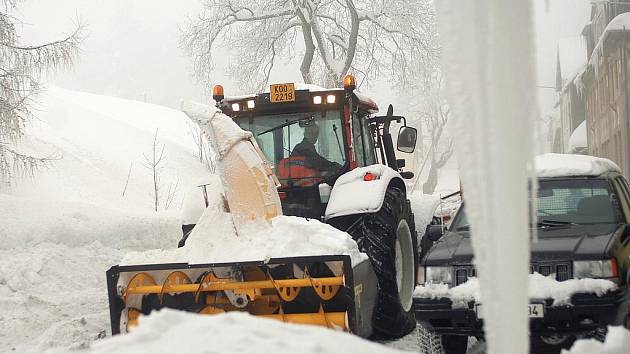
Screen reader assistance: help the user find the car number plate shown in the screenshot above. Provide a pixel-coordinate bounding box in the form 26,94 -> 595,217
475,303 -> 544,319
270,83 -> 295,103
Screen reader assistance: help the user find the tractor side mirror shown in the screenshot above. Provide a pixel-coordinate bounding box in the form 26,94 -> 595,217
397,126 -> 417,153
427,224 -> 445,242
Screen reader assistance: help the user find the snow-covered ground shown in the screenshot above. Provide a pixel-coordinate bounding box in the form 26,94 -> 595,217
0,88 -> 421,353
0,87 -> 212,353
562,326 -> 630,354
81,310 -> 406,354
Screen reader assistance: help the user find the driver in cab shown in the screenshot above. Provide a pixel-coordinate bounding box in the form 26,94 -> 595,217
291,123 -> 341,172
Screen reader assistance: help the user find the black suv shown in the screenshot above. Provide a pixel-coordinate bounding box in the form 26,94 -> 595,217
414,171 -> 630,353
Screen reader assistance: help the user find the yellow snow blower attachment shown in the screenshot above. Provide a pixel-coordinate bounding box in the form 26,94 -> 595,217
106,101 -> 377,337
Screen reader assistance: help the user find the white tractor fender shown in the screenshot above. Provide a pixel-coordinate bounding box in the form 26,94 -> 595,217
325,164 -> 405,221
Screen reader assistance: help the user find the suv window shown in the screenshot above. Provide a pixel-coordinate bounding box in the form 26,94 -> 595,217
452,178 -> 623,229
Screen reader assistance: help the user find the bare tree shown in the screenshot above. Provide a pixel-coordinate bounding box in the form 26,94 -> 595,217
180,0 -> 438,91
121,162 -> 133,197
420,95 -> 454,194
408,73 -> 454,194
164,177 -> 180,210
143,130 -> 167,212
0,1 -> 83,187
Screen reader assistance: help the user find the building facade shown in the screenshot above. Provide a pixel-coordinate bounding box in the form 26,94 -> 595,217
575,2 -> 630,176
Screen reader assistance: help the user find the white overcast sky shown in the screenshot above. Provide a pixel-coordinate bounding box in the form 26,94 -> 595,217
14,0 -> 590,114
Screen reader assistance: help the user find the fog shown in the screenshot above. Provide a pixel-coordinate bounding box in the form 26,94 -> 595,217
15,0 -> 590,114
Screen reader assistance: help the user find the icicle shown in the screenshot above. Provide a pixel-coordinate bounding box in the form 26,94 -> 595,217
435,1 -> 536,354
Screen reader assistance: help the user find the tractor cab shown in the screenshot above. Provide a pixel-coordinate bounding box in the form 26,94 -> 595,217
212,75 -> 417,219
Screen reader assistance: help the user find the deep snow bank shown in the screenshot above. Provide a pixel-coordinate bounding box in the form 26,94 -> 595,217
414,274 -> 617,308
0,87 -> 213,353
86,309 -> 405,354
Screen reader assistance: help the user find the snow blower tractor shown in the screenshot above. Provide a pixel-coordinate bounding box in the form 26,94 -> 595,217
105,75 -> 419,339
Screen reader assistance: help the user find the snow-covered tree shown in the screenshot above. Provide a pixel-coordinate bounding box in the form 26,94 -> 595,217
408,72 -> 454,194
0,0 -> 82,186
180,0 -> 438,91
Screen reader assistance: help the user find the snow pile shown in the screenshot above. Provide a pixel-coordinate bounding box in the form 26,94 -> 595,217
562,326 -> 630,354
0,87 -> 213,353
568,121 -> 587,154
535,153 -> 620,177
413,273 -> 617,308
85,309 -> 405,354
8,87 -> 210,210
122,207 -> 368,266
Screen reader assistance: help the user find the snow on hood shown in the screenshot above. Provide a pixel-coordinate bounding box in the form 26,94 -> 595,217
561,326 -> 630,354
122,205 -> 368,266
86,309 -> 404,354
535,153 -> 620,177
414,273 -> 617,308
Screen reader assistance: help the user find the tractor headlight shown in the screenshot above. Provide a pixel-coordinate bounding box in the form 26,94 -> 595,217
326,94 -> 336,104
425,266 -> 452,286
573,259 -> 619,279
313,96 -> 322,104
231,103 -> 240,111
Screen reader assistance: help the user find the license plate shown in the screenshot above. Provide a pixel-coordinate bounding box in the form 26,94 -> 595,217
475,303 -> 544,319
270,83 -> 295,103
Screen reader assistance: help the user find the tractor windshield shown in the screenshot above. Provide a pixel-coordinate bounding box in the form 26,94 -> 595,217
235,111 -> 346,187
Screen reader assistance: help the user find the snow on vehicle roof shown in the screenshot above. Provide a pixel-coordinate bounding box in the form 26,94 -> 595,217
535,153 -> 621,177
261,83 -> 341,93
86,309 -> 404,354
224,84 -> 343,100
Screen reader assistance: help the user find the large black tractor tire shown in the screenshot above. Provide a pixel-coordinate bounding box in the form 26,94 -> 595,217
332,186 -> 418,338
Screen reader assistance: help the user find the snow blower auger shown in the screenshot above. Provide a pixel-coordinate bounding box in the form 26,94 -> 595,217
106,103 -> 378,337
106,255 -> 378,336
